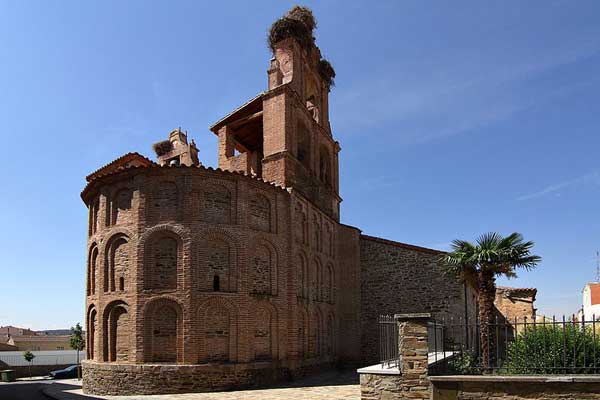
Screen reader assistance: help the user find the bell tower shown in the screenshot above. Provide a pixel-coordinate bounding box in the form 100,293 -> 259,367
262,7 -> 340,220
210,6 -> 341,220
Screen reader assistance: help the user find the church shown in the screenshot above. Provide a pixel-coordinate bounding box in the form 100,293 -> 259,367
81,7 -> 476,395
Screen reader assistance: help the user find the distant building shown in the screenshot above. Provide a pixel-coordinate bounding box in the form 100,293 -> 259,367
0,325 -> 73,351
581,282 -> 600,320
0,326 -> 36,336
494,286 -> 537,321
5,335 -> 71,351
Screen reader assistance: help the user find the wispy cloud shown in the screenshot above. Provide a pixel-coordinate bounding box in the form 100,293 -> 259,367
334,33 -> 600,145
517,170 -> 600,201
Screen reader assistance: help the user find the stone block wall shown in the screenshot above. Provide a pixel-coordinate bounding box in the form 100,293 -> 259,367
359,235 -> 477,365
430,376 -> 600,399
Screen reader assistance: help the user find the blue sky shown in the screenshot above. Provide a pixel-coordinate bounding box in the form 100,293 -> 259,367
1,0 -> 599,329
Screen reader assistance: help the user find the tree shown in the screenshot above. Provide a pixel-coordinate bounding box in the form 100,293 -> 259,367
441,232 -> 541,371
23,351 -> 35,379
70,323 -> 85,380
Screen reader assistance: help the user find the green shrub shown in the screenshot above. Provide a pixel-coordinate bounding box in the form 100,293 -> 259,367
447,350 -> 481,375
503,324 -> 600,374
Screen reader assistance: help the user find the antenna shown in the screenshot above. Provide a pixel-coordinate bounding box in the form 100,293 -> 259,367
596,251 -> 600,283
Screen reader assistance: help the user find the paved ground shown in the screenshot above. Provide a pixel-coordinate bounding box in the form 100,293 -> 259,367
41,370 -> 360,400
0,379 -> 55,400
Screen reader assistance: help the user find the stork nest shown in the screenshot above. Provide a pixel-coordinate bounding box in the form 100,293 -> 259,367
152,140 -> 172,156
319,59 -> 336,89
268,6 -> 317,52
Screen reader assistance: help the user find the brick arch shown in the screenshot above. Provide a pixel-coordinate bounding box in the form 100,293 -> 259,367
297,305 -> 309,359
103,233 -> 131,293
324,262 -> 335,303
87,243 -> 99,296
197,297 -> 238,363
142,297 -> 184,363
200,183 -> 232,224
109,186 -> 133,226
141,227 -> 187,290
248,238 -> 279,296
326,312 -> 335,356
319,144 -> 332,186
309,306 -> 323,357
195,230 -> 238,293
86,304 -> 97,360
312,256 -> 323,301
102,300 -> 130,362
252,301 -> 278,361
296,251 -> 308,299
148,180 -> 179,221
248,191 -> 272,232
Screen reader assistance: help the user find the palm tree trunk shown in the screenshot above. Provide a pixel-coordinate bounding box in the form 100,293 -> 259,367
477,270 -> 497,372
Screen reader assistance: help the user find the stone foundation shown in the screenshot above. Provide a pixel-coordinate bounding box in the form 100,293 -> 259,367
82,360 -> 334,395
430,376 -> 600,400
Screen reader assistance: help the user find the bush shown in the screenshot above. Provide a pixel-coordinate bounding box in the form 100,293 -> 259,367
503,324 -> 600,374
447,350 -> 481,375
153,140 -> 172,156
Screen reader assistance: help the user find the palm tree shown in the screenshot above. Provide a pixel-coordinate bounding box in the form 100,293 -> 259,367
442,232 -> 541,371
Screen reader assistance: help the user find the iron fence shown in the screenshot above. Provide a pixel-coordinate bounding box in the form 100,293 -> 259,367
378,313 -> 600,375
430,314 -> 600,375
379,315 -> 399,368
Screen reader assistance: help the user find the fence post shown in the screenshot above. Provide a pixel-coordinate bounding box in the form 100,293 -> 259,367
395,313 -> 431,399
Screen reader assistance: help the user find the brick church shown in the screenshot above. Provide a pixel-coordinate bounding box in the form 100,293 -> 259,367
81,7 -> 477,395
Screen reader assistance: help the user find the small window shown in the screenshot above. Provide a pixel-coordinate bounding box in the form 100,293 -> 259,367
119,277 -> 125,291
213,275 -> 220,292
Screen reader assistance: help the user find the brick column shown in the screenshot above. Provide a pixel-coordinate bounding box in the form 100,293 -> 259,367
395,313 -> 430,399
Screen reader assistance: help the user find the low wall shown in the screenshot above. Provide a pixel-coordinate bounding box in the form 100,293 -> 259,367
83,360 -> 332,395
430,375 -> 600,400
11,364 -> 72,378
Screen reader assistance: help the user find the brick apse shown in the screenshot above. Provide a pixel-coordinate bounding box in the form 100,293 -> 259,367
81,7 -> 476,395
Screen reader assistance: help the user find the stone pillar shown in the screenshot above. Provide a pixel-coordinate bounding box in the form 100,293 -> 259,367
395,313 -> 431,399
358,313 -> 431,400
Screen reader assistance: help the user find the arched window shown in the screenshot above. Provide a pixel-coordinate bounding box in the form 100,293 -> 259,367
319,145 -> 331,186
146,235 -> 178,290
103,301 -> 130,362
143,300 -> 182,363
87,307 -> 97,360
325,263 -> 335,303
249,194 -> 271,232
104,235 -> 129,293
251,245 -> 273,295
87,245 -> 98,296
296,123 -> 311,171
297,307 -> 309,359
312,258 -> 322,301
253,305 -> 274,361
297,253 -> 308,299
202,185 -> 231,224
88,197 -> 100,236
112,188 -> 132,225
206,239 -> 231,292
326,314 -> 334,356
151,182 -> 178,220
204,305 -> 230,362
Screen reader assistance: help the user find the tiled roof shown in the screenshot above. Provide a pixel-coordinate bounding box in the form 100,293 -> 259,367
81,156 -> 290,201
209,92 -> 265,132
85,152 -> 155,182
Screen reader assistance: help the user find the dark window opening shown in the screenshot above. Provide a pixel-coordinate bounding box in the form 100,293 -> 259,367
213,275 -> 220,292
119,277 -> 125,291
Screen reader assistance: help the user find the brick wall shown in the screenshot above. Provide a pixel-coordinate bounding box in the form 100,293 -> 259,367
83,165 -> 341,394
359,235 -> 477,365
